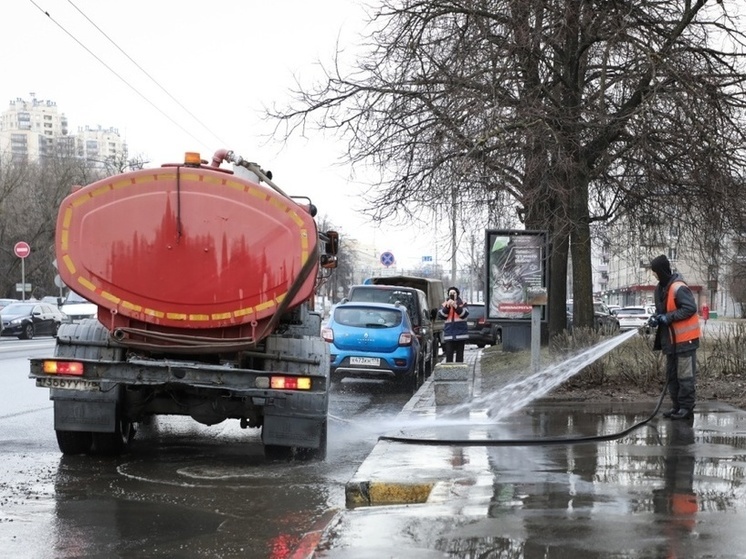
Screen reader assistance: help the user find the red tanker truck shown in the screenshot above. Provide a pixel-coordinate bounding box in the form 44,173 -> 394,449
29,149 -> 338,459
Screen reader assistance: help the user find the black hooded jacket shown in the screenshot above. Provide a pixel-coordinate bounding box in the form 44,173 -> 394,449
652,267 -> 699,355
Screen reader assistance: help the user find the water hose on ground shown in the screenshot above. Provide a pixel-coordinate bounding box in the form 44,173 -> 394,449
377,380 -> 670,447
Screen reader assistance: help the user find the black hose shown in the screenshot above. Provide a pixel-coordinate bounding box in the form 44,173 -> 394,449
378,380 -> 669,447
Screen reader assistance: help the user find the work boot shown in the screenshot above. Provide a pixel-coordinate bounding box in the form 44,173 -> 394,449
662,408 -> 678,418
670,408 -> 694,421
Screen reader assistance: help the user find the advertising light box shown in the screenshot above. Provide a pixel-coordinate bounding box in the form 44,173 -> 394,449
486,230 -> 548,321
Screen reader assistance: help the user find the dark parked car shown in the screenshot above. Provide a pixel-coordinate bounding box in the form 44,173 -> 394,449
322,301 -> 423,392
0,302 -> 67,339
566,300 -> 620,334
465,302 -> 502,348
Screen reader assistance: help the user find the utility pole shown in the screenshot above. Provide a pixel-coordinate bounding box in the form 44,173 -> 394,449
450,187 -> 457,285
470,234 -> 475,302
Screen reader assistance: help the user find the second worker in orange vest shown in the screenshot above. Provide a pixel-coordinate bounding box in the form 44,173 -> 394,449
650,254 -> 701,421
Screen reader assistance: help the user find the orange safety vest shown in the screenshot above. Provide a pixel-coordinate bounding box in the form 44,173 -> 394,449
666,281 -> 701,343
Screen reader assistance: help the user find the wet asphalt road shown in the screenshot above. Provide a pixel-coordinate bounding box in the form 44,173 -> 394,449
5,334 -> 746,558
0,337 -> 415,558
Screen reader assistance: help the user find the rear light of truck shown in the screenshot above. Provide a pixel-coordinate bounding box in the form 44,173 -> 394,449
270,376 -> 312,390
42,360 -> 84,376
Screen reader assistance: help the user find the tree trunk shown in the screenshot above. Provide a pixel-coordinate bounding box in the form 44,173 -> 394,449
570,171 -> 594,328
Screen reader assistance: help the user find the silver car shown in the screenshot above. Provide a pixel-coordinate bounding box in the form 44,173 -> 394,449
616,306 -> 653,331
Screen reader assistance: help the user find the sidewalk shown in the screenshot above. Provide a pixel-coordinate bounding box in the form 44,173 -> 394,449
305,349 -> 746,559
344,352 -> 488,508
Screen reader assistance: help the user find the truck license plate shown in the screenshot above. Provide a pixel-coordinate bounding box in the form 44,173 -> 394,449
36,378 -> 100,391
350,357 -> 380,367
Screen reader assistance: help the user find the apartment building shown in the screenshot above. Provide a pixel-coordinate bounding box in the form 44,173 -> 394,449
75,124 -> 127,163
0,93 -> 126,166
593,222 -> 742,318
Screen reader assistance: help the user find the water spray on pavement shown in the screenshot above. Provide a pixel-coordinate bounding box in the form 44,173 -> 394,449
378,328 -> 666,445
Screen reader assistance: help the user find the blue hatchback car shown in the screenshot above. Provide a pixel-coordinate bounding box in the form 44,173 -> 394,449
322,301 -> 422,391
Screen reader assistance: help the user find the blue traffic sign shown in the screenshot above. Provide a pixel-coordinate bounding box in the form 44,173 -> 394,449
380,251 -> 395,267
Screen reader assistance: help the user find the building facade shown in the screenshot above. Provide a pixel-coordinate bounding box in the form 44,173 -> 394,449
593,221 -> 742,318
0,94 -> 126,166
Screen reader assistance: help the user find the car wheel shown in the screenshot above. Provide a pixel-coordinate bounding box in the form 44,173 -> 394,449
19,323 -> 34,340
399,361 -> 419,394
477,343 -> 485,349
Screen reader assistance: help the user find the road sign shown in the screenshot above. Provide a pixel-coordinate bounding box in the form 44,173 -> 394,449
15,283 -> 32,292
380,251 -> 395,267
14,241 -> 30,259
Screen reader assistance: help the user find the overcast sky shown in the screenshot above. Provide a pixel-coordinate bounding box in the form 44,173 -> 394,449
3,0 -> 444,271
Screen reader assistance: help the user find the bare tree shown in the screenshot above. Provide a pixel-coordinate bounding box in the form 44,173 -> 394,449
270,0 -> 746,336
0,155 -> 106,298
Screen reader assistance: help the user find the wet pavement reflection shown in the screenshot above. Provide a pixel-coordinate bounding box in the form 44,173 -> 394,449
322,401 -> 746,558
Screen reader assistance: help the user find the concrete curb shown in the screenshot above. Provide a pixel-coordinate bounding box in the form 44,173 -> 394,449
344,354 -> 484,508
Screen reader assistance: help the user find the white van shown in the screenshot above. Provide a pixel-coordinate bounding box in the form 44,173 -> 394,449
59,291 -> 97,323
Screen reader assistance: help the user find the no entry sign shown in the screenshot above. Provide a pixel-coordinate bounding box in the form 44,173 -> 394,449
14,241 -> 30,259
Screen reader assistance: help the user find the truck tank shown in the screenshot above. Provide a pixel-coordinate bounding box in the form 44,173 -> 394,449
30,150 -> 339,459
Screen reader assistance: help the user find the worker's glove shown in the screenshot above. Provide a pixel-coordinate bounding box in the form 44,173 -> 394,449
648,314 -> 667,328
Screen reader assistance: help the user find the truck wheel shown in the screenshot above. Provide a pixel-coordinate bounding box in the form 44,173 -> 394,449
294,420 -> 328,461
92,416 -> 135,456
55,430 -> 93,455
20,323 -> 34,340
264,420 -> 327,461
52,319 -> 132,455
264,444 -> 294,461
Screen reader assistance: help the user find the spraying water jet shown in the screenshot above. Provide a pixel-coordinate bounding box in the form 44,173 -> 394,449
379,329 -> 668,445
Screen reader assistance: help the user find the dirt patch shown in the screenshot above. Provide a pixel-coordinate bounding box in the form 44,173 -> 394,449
479,344 -> 746,411
549,377 -> 746,410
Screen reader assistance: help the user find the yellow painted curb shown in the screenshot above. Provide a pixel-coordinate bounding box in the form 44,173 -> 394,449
345,480 -> 435,508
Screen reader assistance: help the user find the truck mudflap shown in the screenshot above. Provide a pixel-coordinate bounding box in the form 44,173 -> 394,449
262,413 -> 325,448
51,386 -> 119,433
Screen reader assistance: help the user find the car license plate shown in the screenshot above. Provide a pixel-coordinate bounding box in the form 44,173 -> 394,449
350,356 -> 380,367
36,378 -> 100,391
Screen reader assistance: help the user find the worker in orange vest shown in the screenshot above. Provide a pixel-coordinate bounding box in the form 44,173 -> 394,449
650,254 -> 701,421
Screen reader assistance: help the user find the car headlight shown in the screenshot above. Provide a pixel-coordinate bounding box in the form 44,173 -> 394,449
10,318 -> 23,325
